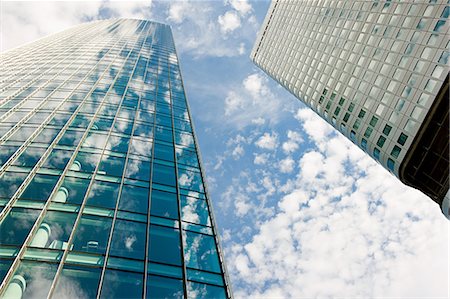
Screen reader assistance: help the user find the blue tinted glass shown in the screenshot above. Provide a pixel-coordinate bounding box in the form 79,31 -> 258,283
13,146 -> 46,167
118,184 -> 149,214
187,282 -> 226,299
181,196 -> 210,226
100,269 -> 143,299
0,172 -> 28,198
155,126 -> 173,142
42,149 -> 73,170
82,132 -> 108,149
0,145 -> 18,166
109,219 -> 146,259
150,189 -> 178,219
9,261 -> 58,298
125,158 -> 151,181
0,259 -> 13,283
72,215 -> 112,254
98,155 -> 126,177
53,265 -> 101,299
106,135 -> 130,153
86,180 -> 119,209
70,115 -> 90,129
177,168 -> 204,193
58,176 -> 91,205
387,158 -> 395,171
0,208 -> 40,246
148,225 -> 181,266
58,129 -> 84,146
146,275 -> 183,299
183,231 -> 220,273
113,120 -> 133,135
176,148 -> 198,167
130,138 -> 153,157
20,174 -> 59,201
30,211 -> 77,249
154,143 -> 174,162
72,151 -> 101,173
133,122 -> 153,138
152,162 -> 176,186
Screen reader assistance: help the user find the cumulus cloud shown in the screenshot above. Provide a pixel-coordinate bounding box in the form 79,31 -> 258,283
232,144 -> 245,160
228,0 -> 253,16
218,11 -> 241,34
221,72 -> 294,128
255,132 -> 278,150
279,157 -> 295,173
254,153 -> 269,165
223,108 -> 449,298
282,130 -> 303,154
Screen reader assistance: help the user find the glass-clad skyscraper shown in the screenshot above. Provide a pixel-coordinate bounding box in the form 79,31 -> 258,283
0,19 -> 231,298
252,0 -> 449,217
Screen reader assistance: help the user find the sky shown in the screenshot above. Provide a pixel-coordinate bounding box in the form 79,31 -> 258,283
1,1 -> 449,298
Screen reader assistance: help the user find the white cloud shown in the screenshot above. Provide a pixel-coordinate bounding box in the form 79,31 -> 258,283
225,108 -> 449,298
224,90 -> 244,116
254,153 -> 269,165
251,117 -> 265,126
232,144 -> 245,160
166,1 -> 190,23
218,11 -> 241,34
1,1 -> 153,52
279,157 -> 295,173
228,0 -> 252,16
243,73 -> 266,97
255,132 -> 278,150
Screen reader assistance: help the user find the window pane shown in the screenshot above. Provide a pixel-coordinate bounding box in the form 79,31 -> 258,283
154,143 -> 174,162
152,163 -> 176,186
118,184 -> 149,214
20,174 -> 59,201
148,225 -> 181,266
146,275 -> 183,299
71,151 -> 101,173
52,265 -> 101,299
187,282 -> 226,299
100,269 -> 143,299
106,135 -> 130,153
98,155 -> 126,178
86,180 -> 119,209
5,261 -> 57,298
42,149 -> 73,170
57,176 -> 91,205
183,231 -> 220,273
181,196 -> 211,226
0,172 -> 28,198
29,211 -> 77,250
72,215 -> 112,254
13,146 -> 46,168
109,219 -> 146,259
125,158 -> 151,181
0,208 -> 40,246
150,189 -> 178,219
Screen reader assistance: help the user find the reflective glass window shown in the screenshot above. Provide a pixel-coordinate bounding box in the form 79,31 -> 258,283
148,225 -> 181,266
58,129 -> 84,147
7,261 -> 57,298
178,168 -> 204,193
113,120 -> 133,135
13,146 -> 46,167
187,282 -> 226,299
72,214 -> 112,254
34,128 -> 59,144
57,176 -> 91,205
0,172 -> 28,198
52,265 -> 101,299
0,259 -> 13,283
150,189 -> 178,219
155,126 -> 173,142
176,148 -> 198,167
42,149 -> 73,170
106,135 -> 130,153
118,184 -> 149,214
100,269 -> 143,299
0,145 -> 19,166
125,158 -> 151,181
181,196 -> 210,226
133,122 -> 153,138
154,143 -> 174,162
183,231 -> 220,273
70,115 -> 90,129
109,219 -> 146,259
98,155 -> 126,177
82,132 -> 108,149
29,211 -> 77,249
0,208 -> 40,246
86,180 -> 119,209
146,275 -> 183,299
72,151 -> 101,173
93,117 -> 114,132
20,174 -> 59,201
152,162 -> 176,187
130,138 -> 153,157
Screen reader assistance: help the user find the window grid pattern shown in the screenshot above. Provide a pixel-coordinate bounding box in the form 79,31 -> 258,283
251,0 -> 449,176
0,19 -> 230,299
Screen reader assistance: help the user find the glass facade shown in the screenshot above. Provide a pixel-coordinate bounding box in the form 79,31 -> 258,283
251,0 -> 449,215
0,19 -> 231,298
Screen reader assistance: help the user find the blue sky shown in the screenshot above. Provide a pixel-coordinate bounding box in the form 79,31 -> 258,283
2,1 -> 448,298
